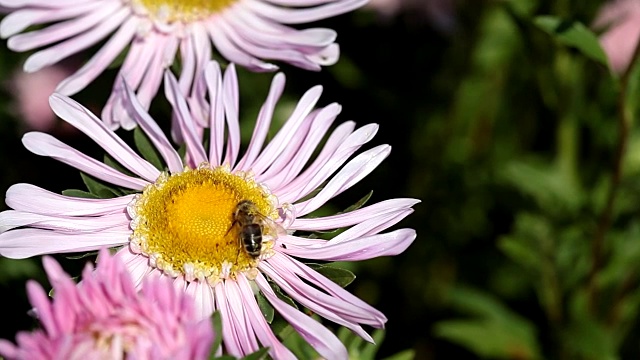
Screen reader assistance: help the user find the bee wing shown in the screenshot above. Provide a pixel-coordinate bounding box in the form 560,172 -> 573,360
255,213 -> 288,239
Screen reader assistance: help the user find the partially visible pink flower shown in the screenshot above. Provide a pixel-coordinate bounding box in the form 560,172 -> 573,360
593,0 -> 640,74
0,248 -> 214,360
0,0 -> 367,131
6,65 -> 75,132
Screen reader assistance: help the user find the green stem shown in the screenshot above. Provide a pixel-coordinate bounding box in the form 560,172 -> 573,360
587,39 -> 640,315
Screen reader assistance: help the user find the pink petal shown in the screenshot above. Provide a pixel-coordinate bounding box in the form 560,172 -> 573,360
267,252 -> 387,324
275,121 -> 366,200
217,17 -> 322,71
255,273 -> 348,359
224,280 -> 260,354
222,64 -> 241,167
234,72 -> 285,170
22,132 -> 149,190
0,2 -> 102,38
0,210 -> 128,233
259,259 -> 375,341
236,274 -> 297,360
5,183 -> 134,216
49,93 -> 160,182
56,16 -> 138,96
291,198 -> 420,230
328,208 -> 415,243
20,7 -> 130,72
184,280 -> 216,320
164,71 -> 208,165
243,0 -> 367,24
214,282 -> 243,357
25,280 -> 57,335
0,228 -> 130,259
230,10 -> 337,48
121,79 -> 184,173
280,228 -> 416,261
262,103 -> 341,189
251,85 -> 324,174
115,249 -> 154,288
205,17 -> 279,72
294,144 -> 390,216
204,61 -> 225,165
7,1 -> 121,52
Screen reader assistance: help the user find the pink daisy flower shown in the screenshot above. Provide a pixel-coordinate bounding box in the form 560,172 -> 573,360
0,60 -> 418,359
0,0 -> 367,130
0,248 -> 214,360
593,0 -> 640,74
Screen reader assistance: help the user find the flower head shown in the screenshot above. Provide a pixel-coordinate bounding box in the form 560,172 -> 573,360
0,0 -> 367,130
0,248 -> 214,360
0,60 -> 418,359
5,65 -> 77,133
593,0 -> 640,74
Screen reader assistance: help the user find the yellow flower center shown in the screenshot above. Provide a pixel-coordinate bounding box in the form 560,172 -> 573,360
128,164 -> 278,283
133,0 -> 235,24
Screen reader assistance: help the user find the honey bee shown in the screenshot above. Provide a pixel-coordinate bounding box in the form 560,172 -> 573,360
228,200 -> 284,259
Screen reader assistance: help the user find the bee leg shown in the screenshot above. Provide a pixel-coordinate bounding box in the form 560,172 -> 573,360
225,220 -> 237,236
235,234 -> 242,263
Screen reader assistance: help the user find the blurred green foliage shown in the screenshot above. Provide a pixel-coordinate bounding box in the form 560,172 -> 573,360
2,0 -> 640,359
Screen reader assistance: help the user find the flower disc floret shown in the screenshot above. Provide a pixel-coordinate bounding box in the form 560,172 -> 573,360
132,0 -> 236,24
129,163 -> 277,282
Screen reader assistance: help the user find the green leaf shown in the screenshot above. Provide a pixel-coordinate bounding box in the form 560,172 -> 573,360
306,263 -> 356,288
338,327 -> 386,360
433,286 -> 541,360
341,190 -> 373,214
80,172 -> 123,198
499,159 -> 583,215
269,279 -> 297,309
280,323 -> 320,359
134,126 -> 165,171
103,154 -> 135,177
533,16 -> 609,67
381,349 -> 416,360
64,251 -> 99,260
61,189 -> 99,199
561,309 -> 618,360
210,311 -> 224,357
256,291 -> 275,324
0,258 -> 40,284
240,347 -> 269,360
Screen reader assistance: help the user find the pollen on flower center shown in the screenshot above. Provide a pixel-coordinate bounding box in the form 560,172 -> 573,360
133,0 -> 235,24
128,163 -> 278,283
